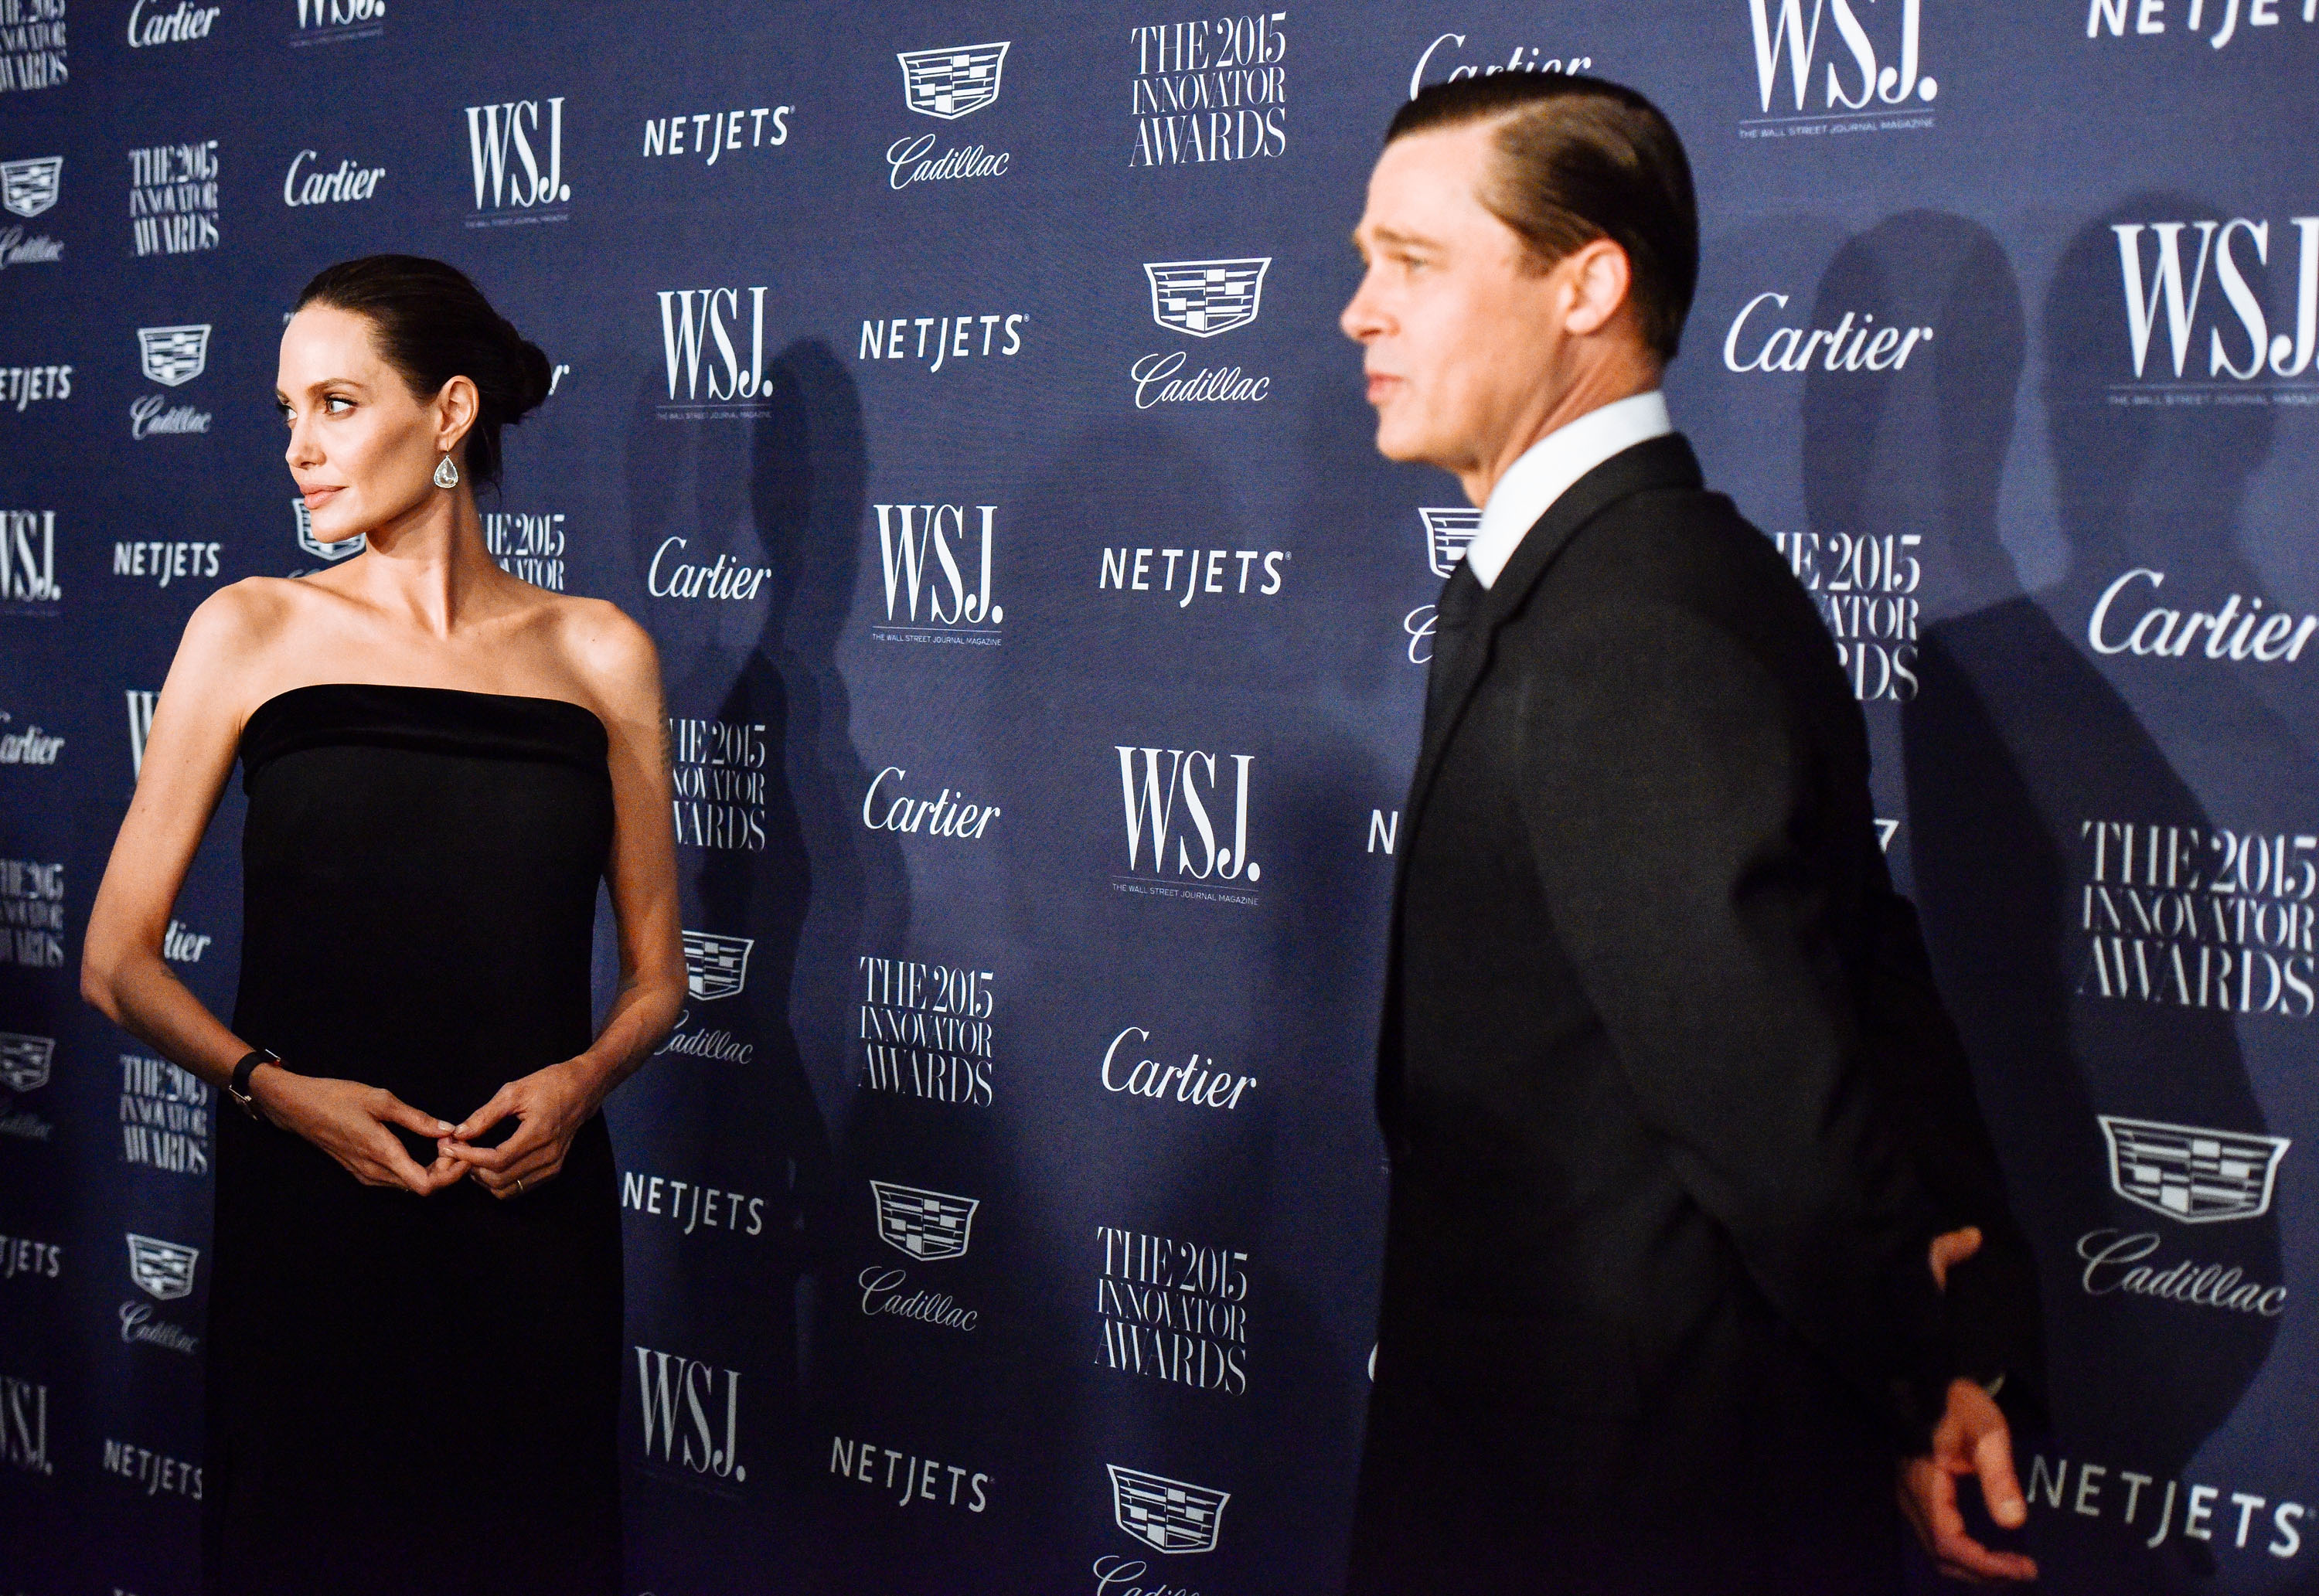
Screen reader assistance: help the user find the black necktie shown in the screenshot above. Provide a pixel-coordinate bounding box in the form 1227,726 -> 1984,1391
1425,560 -> 1484,725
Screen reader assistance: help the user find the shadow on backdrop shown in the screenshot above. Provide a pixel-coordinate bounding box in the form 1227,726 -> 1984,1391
1871,203 -> 2283,1588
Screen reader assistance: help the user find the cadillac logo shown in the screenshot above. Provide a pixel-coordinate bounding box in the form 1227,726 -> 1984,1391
292,499 -> 363,562
0,1033 -> 53,1093
897,42 -> 1010,120
2100,1114 -> 2290,1224
679,931 -> 754,1002
870,1180 -> 978,1261
1107,1464 -> 1230,1554
1144,258 -> 1270,339
125,1234 -> 200,1302
1419,507 -> 1480,578
0,157 -> 60,219
136,325 -> 212,389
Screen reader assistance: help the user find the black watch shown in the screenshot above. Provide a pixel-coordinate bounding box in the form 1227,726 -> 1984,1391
228,1047 -> 281,1120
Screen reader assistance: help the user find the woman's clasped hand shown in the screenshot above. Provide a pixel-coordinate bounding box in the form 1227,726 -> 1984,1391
249,1057 -> 606,1198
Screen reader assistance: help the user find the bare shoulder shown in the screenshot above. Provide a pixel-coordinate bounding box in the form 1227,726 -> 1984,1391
547,594 -> 662,713
177,576 -> 311,670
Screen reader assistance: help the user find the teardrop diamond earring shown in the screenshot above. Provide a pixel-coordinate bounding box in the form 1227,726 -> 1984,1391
432,454 -> 461,489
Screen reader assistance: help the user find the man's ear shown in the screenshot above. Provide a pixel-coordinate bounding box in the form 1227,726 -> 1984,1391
1561,239 -> 1635,338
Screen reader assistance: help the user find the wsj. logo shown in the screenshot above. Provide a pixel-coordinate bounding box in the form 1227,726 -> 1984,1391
1,1377 -> 49,1476
2089,570 -> 2319,664
1,510 -> 61,608
898,41 -> 1009,119
1,155 -> 60,216
464,97 -> 568,222
635,1346 -> 745,1484
282,148 -> 385,206
2088,0 -> 2319,51
2113,217 -> 2319,386
2100,1115 -> 2289,1223
1409,33 -> 1592,98
125,690 -> 157,780
292,498 -> 361,563
126,0 -> 222,48
1132,257 -> 1273,408
873,503 -> 1001,642
1746,0 -> 1937,127
680,930 -> 753,1001
126,1234 -> 198,1300
294,0 -> 385,38
1116,746 -> 1261,885
1107,1463 -> 1230,1554
0,1033 -> 52,1092
870,1180 -> 979,1260
656,288 -> 769,414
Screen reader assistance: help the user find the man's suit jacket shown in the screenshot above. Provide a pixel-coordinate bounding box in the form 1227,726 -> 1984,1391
1346,434 -> 2039,1594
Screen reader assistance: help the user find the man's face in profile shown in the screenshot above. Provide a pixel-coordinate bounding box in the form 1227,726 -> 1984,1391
1342,122 -> 1567,482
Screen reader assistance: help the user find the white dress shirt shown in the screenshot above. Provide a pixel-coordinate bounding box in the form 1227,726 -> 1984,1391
1463,390 -> 1674,589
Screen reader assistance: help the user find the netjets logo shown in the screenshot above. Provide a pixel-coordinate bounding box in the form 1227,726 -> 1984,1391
1146,257 -> 1268,337
464,97 -> 569,223
680,930 -> 754,1001
1744,0 -> 1938,136
1,510 -> 61,610
898,42 -> 1009,119
1107,1464 -> 1230,1554
0,1033 -> 52,1093
292,499 -> 362,563
2101,1115 -> 2289,1223
872,503 -> 1001,644
124,1234 -> 198,1301
2113,216 -> 2319,389
1,157 -> 60,218
137,325 -> 208,387
656,288 -> 770,417
1115,745 -> 1261,893
870,1180 -> 979,1261
1132,257 -> 1274,408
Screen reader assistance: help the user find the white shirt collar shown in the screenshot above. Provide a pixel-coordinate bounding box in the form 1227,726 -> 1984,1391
1463,390 -> 1674,589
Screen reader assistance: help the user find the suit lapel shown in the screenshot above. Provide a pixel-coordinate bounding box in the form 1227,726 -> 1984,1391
1401,433 -> 1706,835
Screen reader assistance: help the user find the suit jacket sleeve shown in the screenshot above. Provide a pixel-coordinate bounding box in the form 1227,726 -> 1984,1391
1864,887 -> 2048,1425
1516,597 -> 1950,1450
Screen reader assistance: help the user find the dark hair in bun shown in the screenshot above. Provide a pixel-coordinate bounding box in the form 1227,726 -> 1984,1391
295,254 -> 551,488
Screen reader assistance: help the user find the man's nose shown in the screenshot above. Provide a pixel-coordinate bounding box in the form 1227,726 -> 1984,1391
1341,273 -> 1384,344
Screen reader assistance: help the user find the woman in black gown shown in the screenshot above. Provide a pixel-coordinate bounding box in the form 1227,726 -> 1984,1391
81,256 -> 686,1594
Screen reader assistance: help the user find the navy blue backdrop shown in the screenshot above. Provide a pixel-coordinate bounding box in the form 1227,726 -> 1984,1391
2,2 -> 2317,1591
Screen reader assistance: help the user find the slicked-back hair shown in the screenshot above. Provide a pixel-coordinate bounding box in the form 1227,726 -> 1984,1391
1387,73 -> 1698,363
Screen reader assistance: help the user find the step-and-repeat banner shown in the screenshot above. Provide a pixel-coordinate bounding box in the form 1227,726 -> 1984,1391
1,2 -> 2314,1592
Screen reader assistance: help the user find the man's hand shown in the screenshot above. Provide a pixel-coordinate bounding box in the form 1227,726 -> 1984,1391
1899,1378 -> 2038,1584
1930,1224 -> 1982,1291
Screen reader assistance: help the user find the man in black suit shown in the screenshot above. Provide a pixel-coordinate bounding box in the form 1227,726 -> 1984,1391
1341,74 -> 2041,1592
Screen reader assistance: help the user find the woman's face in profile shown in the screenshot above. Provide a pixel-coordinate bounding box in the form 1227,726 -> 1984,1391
277,304 -> 439,545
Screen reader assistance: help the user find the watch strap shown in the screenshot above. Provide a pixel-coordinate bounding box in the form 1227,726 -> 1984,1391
228,1047 -> 280,1119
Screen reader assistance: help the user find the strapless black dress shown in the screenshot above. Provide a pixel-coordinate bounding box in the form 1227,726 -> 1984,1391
208,684 -> 621,1595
